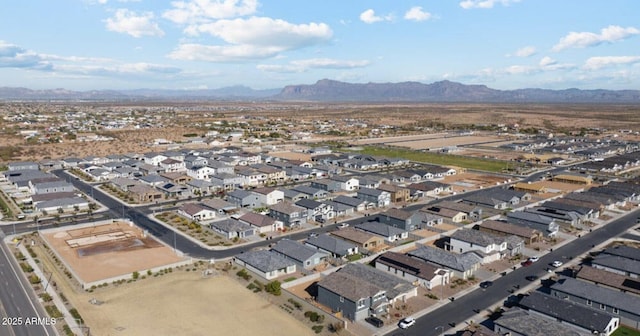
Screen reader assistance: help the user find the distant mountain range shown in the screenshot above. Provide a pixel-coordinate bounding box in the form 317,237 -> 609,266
1,79 -> 639,103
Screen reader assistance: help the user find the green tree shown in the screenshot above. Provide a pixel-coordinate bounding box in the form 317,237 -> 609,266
265,280 -> 281,296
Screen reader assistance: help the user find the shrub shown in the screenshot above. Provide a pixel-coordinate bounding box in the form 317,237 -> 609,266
29,275 -> 41,284
20,262 -> 33,273
132,271 -> 139,280
69,308 -> 83,324
236,269 -> 251,281
312,325 -> 324,333
39,293 -> 52,302
265,280 -> 281,296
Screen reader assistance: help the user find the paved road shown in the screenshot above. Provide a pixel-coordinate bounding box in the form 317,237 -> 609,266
384,208 -> 640,336
0,238 -> 58,336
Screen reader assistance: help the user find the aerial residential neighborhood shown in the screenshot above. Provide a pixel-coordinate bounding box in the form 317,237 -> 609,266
3,100 -> 640,336
2,2 -> 640,336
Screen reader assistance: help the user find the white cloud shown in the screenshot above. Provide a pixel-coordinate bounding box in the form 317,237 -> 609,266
171,17 -> 332,62
163,0 -> 258,24
505,65 -> 536,75
459,0 -> 520,9
359,9 -> 393,24
105,9 -> 164,38
584,56 -> 640,70
168,43 -> 284,62
0,41 -> 51,70
553,25 -> 640,51
404,7 -> 432,22
539,56 -> 556,67
257,58 -> 370,73
513,46 -> 536,57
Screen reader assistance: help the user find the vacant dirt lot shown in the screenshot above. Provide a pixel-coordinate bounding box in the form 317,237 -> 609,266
66,271 -> 313,336
41,221 -> 188,285
389,135 -> 505,150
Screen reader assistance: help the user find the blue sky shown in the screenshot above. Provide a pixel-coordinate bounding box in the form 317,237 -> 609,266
1,0 -> 638,90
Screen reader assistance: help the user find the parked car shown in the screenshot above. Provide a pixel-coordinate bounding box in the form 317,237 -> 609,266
308,232 -> 318,238
528,256 -> 539,263
525,275 -> 539,281
479,281 -> 493,289
365,316 -> 384,328
338,223 -> 349,229
521,260 -> 533,267
398,317 -> 416,329
551,260 -> 563,267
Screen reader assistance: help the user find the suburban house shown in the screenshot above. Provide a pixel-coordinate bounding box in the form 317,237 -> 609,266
448,229 -> 518,262
234,249 -> 296,280
591,245 -> 640,278
332,195 -> 369,212
322,200 -> 355,217
408,245 -> 481,280
576,266 -> 640,297
186,165 -> 216,180
310,179 -> 340,192
280,188 -> 309,202
329,175 -> 360,191
178,203 -> 216,222
270,239 -> 329,270
421,204 -> 467,223
238,212 -> 283,233
295,198 -> 335,222
226,189 -> 260,208
550,277 -> 640,328
305,234 -> 359,258
477,220 -> 542,245
201,198 -> 238,216
292,185 -> 328,200
316,263 -> 417,321
355,222 -> 409,243
331,228 -> 385,253
268,202 -> 307,227
375,251 -> 450,290
506,211 -> 559,237
251,187 -> 284,206
356,188 -> 391,208
186,179 -> 216,195
377,208 -> 425,231
406,181 -> 452,198
129,184 -> 163,203
31,180 -> 74,194
35,197 -> 89,213
376,183 -> 410,203
494,308 -> 583,336
210,218 -> 255,239
519,291 -> 620,336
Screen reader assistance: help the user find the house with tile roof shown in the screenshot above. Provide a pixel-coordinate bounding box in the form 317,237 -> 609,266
304,234 -> 358,258
238,212 -> 282,233
408,245 -> 481,280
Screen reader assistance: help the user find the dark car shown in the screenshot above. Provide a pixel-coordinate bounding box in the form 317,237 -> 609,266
479,281 -> 493,289
365,316 -> 384,328
525,275 -> 539,281
521,260 -> 533,267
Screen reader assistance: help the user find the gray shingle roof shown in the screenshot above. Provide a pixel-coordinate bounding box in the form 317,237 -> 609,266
338,263 -> 414,300
494,308 -> 581,336
210,218 -> 253,233
603,245 -> 640,261
408,245 -> 481,272
332,195 -> 365,207
318,270 -> 383,302
551,277 -> 640,315
355,221 -> 406,237
235,250 -> 294,273
305,234 -> 357,256
375,252 -> 440,281
450,229 -> 506,248
271,239 -> 327,264
519,292 -> 616,333
592,254 -> 640,275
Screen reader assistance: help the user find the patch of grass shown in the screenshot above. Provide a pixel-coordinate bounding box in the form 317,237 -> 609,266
348,146 -> 518,172
612,326 -> 640,336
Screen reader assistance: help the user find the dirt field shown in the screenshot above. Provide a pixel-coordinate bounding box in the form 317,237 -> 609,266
64,271 -> 314,336
41,221 -> 188,285
389,135 -> 506,150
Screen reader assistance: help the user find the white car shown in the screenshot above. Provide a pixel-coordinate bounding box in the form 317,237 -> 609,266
551,260 -> 563,267
338,223 -> 349,229
398,317 -> 416,329
528,256 -> 539,263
